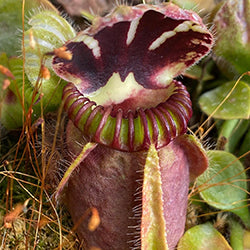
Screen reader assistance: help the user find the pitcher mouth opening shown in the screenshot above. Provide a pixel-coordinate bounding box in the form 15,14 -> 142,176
62,79 -> 192,152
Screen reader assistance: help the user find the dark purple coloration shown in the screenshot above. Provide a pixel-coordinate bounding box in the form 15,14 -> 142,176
64,122 -> 207,249
53,9 -> 213,93
65,123 -> 145,249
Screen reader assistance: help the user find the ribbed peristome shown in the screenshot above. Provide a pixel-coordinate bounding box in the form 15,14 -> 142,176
63,80 -> 192,152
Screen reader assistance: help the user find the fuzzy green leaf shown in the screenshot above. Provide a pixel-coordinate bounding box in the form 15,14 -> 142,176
218,119 -> 250,153
229,219 -> 244,250
0,0 -> 57,56
199,81 -> 250,119
141,144 -> 168,250
213,0 -> 250,79
0,56 -> 33,129
24,10 -> 76,111
177,223 -> 232,250
55,142 -> 97,201
197,150 -> 250,228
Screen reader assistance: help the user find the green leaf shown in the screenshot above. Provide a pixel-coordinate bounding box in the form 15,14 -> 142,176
0,53 -> 9,87
244,230 -> 250,249
213,0 -> 250,79
177,223 -> 232,250
185,64 -> 214,81
197,150 -> 250,228
141,144 -> 168,250
0,89 -> 24,129
55,142 -> 98,200
24,10 -> 76,111
238,128 -> 250,159
172,0 -> 216,13
0,54 -> 65,129
171,0 -> 198,10
0,0 -> 57,56
0,2 -> 74,129
0,56 -> 32,129
229,219 -> 244,250
218,119 -> 250,153
0,55 -> 44,129
199,81 -> 250,119
24,10 -> 76,83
